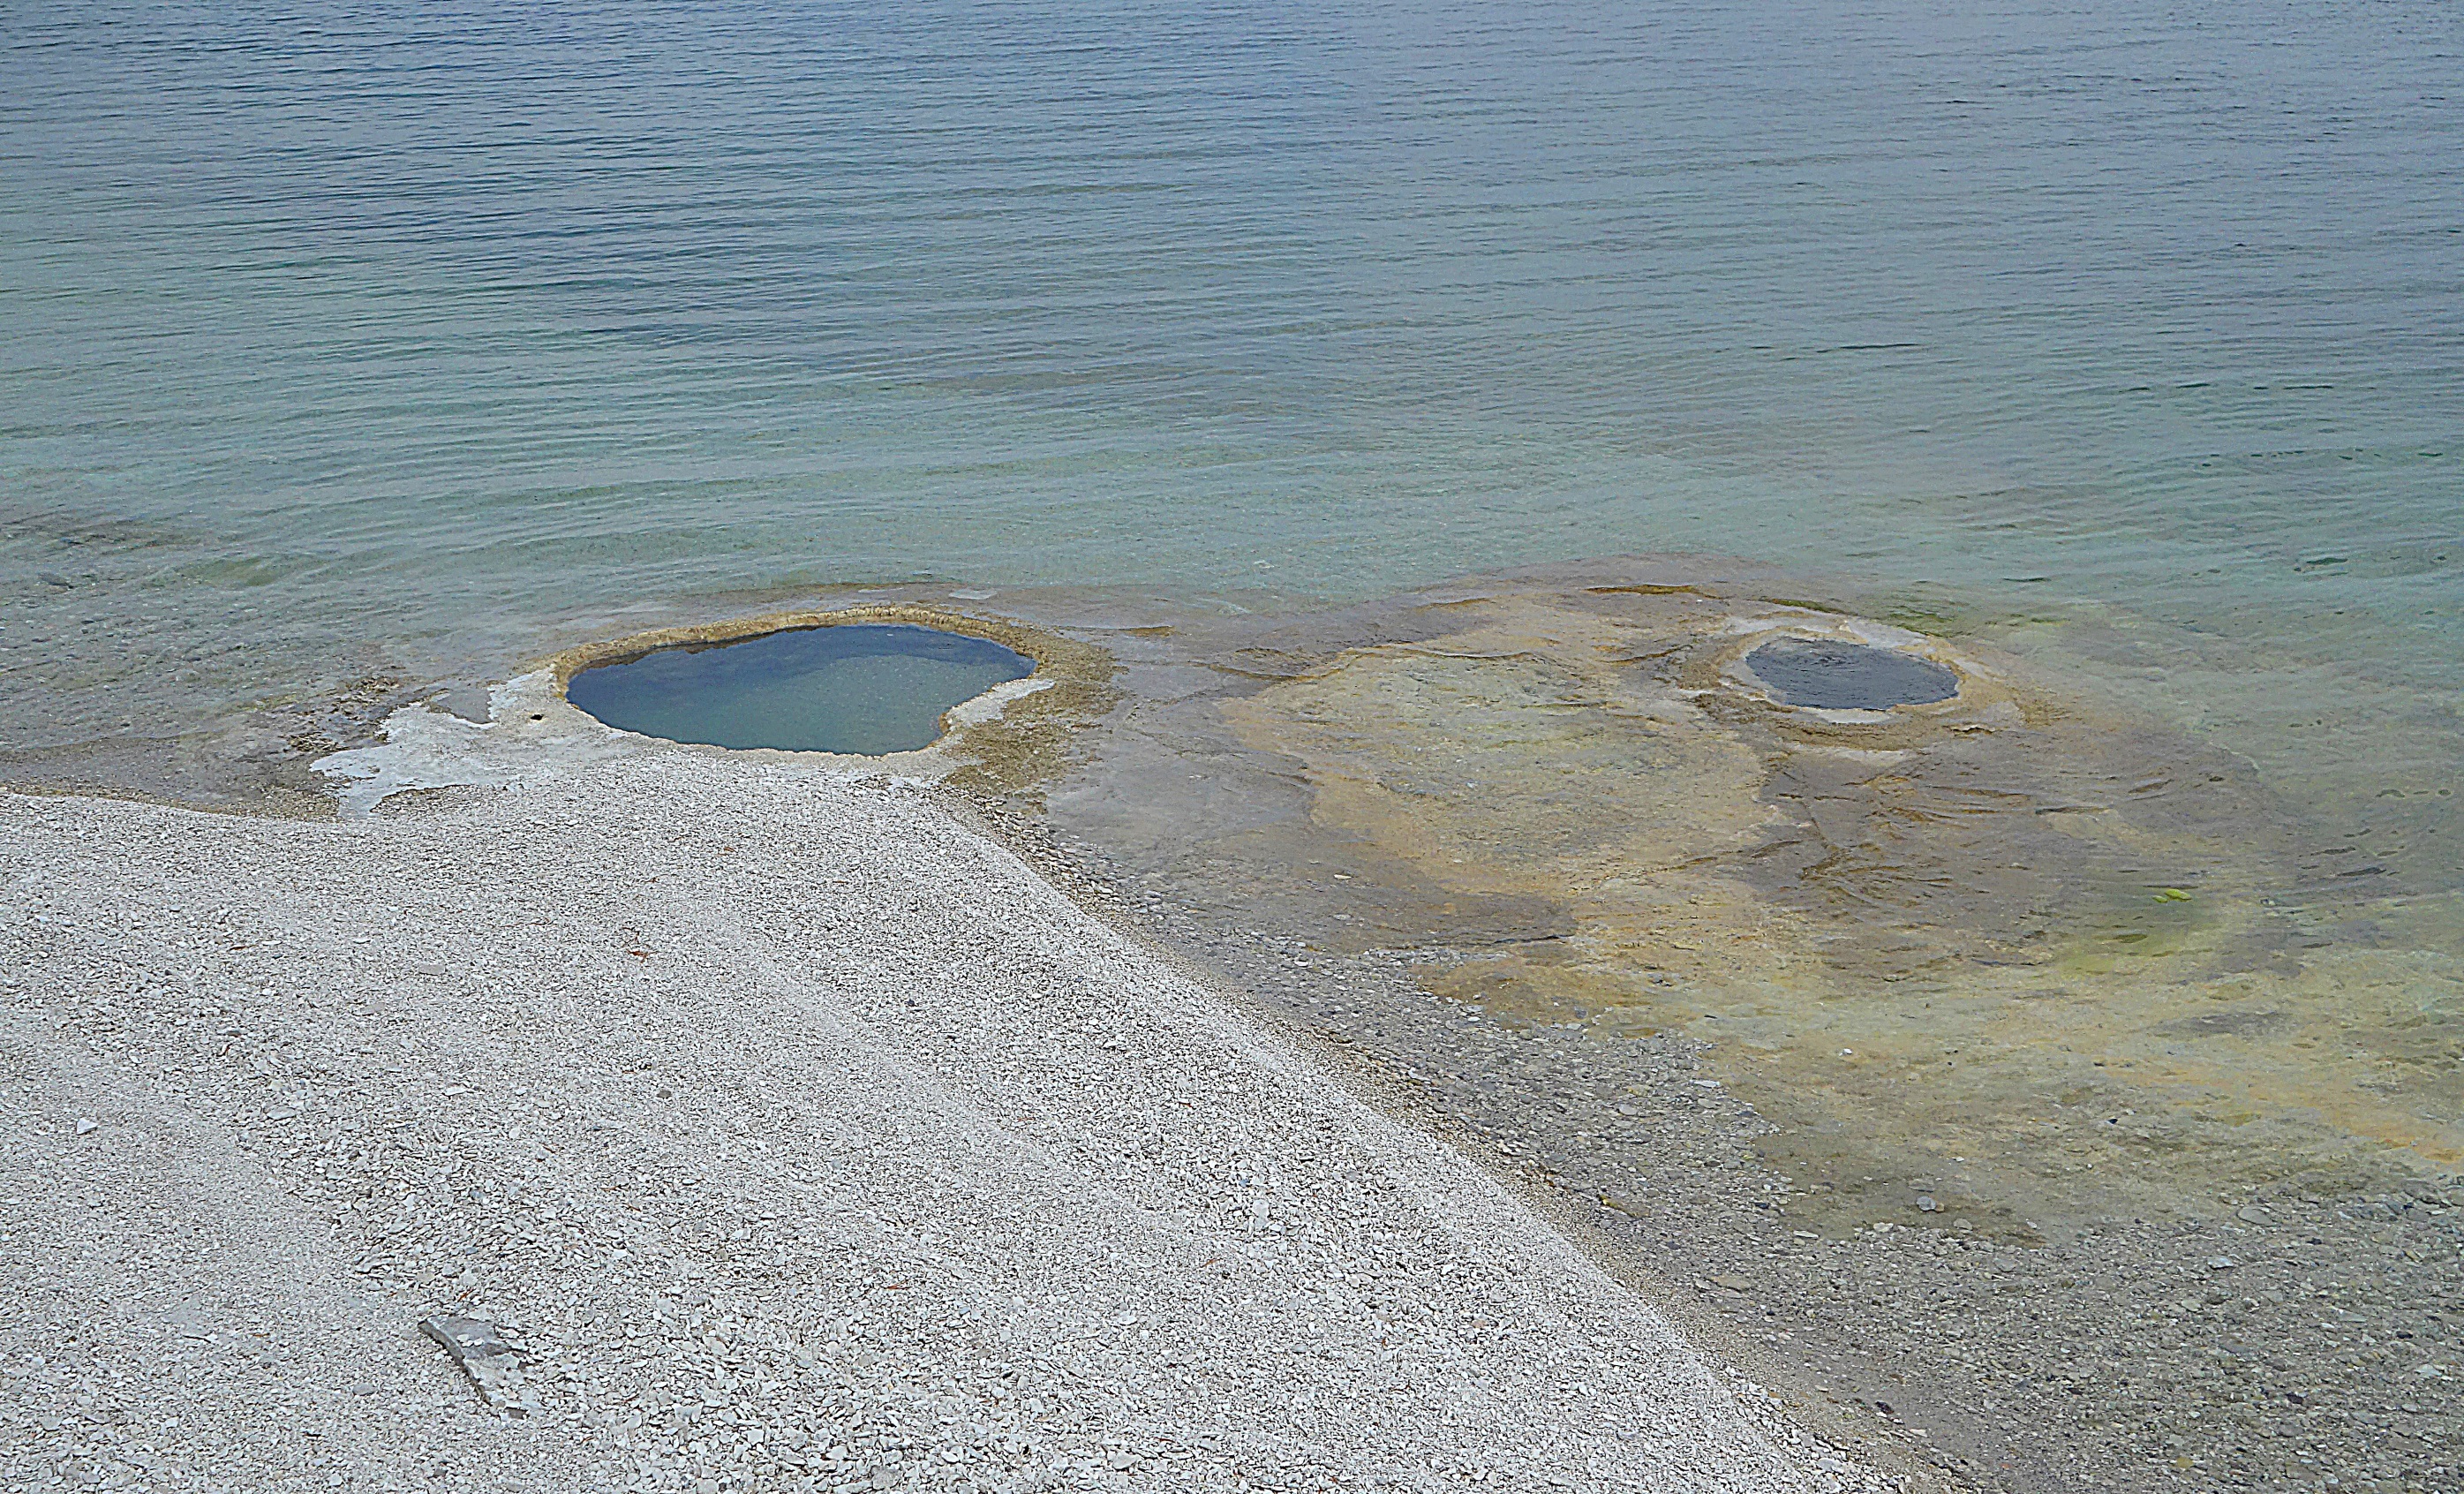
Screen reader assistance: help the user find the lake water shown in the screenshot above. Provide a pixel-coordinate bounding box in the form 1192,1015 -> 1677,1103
6,0 -> 2457,1170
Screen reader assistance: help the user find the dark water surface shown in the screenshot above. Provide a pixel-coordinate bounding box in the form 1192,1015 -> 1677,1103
1743,637 -> 1962,711
564,622 -> 1033,755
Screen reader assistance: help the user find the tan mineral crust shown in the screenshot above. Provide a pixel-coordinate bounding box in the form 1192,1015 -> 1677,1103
0,683 -> 1890,1492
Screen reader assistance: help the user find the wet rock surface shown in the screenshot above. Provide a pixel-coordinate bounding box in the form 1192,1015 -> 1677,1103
969,549 -> 2464,1494
1040,568 -> 2459,1234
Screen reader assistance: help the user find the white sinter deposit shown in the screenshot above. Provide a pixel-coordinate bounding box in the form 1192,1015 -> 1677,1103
1,699 -> 1886,1493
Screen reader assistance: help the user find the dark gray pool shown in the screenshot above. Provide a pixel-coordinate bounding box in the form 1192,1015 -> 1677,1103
1744,637 -> 1959,711
564,623 -> 1035,755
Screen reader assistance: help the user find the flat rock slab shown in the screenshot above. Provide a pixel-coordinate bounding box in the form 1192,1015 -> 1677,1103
421,1316 -> 539,1416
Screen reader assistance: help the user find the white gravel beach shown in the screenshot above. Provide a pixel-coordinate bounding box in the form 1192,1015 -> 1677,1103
1,712 -> 1887,1493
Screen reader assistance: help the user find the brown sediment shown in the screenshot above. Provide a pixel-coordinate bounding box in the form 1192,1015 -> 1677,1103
542,602 -> 1119,803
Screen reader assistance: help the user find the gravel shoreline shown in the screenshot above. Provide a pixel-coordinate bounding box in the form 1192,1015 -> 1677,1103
996,816 -> 2462,1494
1,736 -> 1895,1493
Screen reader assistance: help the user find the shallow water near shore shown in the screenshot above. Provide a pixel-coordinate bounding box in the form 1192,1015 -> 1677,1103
4,0 -> 2457,777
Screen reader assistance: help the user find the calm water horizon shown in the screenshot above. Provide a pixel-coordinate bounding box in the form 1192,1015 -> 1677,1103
1,0 -> 2454,917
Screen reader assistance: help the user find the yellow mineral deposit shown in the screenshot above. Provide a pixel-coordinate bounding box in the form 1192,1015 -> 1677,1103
1207,583 -> 2460,1234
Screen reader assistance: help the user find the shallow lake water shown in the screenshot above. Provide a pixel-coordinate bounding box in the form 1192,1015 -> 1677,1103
562,622 -> 1033,756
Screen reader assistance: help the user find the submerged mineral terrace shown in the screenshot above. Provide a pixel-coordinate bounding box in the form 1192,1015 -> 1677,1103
1022,561 -> 2462,1494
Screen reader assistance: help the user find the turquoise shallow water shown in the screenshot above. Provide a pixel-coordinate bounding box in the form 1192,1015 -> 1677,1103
2,0 -> 2456,824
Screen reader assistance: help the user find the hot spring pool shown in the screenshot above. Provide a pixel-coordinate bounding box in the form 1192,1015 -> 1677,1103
1743,637 -> 1959,711
563,622 -> 1036,755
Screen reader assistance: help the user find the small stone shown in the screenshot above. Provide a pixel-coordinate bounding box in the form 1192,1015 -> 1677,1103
2415,1363 -> 2443,1379
2206,1256 -> 2238,1271
74,1118 -> 97,1136
1711,1275 -> 1753,1294
1915,1196 -> 1940,1213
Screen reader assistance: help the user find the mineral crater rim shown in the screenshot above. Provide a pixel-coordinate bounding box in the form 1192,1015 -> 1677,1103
1740,636 -> 1962,711
561,621 -> 1037,757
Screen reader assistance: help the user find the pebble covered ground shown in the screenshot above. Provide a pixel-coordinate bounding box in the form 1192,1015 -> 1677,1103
0,751 -> 1896,1494
1006,819 -> 2462,1494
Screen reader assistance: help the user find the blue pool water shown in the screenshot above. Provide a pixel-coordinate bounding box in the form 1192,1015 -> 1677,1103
565,622 -> 1033,756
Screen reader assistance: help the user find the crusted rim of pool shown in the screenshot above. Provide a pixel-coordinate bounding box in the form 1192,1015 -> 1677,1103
313,603 -> 1120,819
1713,615 -> 1984,728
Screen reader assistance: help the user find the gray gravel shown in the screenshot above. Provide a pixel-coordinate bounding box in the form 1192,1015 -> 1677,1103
0,743 -> 1895,1493
1002,821 -> 2463,1494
